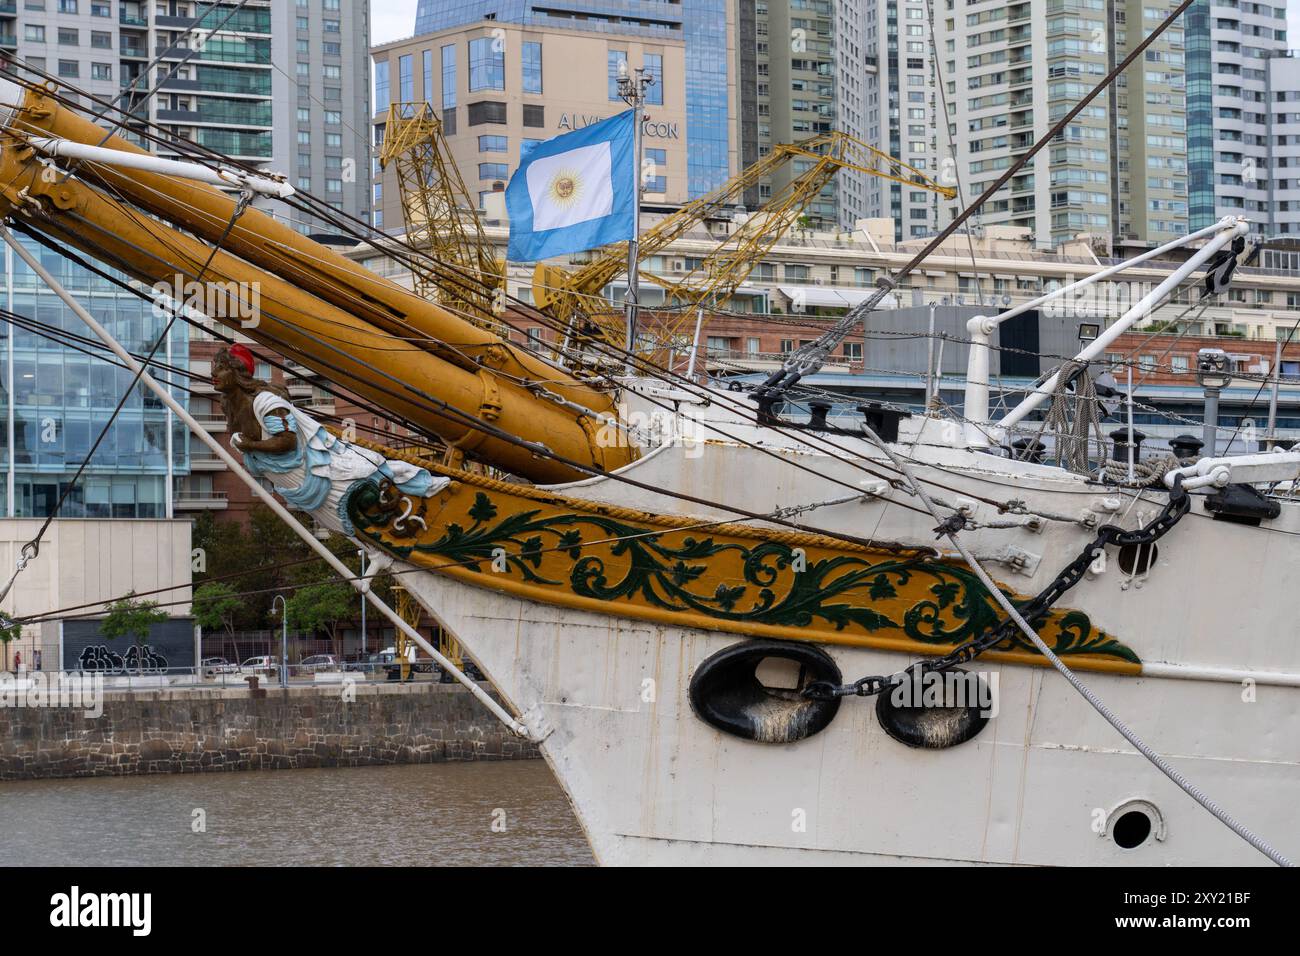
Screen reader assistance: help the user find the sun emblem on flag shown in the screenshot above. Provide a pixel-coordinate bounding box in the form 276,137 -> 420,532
546,168 -> 583,209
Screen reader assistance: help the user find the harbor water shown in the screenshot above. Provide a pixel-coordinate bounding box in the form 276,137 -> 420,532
0,762 -> 593,866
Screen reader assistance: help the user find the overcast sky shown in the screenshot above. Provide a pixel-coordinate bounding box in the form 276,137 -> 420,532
372,1 -> 420,46
373,2 -> 1300,51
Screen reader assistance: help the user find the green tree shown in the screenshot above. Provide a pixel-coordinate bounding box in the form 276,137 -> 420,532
100,592 -> 168,667
285,581 -> 355,659
0,616 -> 20,672
192,581 -> 243,659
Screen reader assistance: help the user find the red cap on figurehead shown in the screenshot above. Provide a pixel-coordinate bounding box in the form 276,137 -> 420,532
228,344 -> 255,376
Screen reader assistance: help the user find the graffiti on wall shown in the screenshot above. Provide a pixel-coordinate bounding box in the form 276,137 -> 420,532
76,644 -> 170,675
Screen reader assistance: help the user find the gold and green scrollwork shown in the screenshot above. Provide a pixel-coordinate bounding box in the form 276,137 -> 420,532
346,485 -> 1140,668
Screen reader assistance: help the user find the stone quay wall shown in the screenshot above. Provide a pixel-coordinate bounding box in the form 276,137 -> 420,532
0,682 -> 540,780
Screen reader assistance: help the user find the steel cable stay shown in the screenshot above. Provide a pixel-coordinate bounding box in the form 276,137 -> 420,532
752,0 -> 1199,401
849,425 -> 1294,868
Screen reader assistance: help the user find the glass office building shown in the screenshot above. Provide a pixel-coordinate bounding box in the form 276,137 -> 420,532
0,239 -> 189,519
413,0 -> 732,195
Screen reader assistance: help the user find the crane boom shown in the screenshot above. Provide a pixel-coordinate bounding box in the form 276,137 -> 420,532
659,132 -> 955,317
378,102 -> 504,324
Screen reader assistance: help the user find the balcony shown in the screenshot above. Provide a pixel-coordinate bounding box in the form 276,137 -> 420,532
188,451 -> 225,471
174,490 -> 228,510
192,415 -> 227,433
119,12 -> 147,28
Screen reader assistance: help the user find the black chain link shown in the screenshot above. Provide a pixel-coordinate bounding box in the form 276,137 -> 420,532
803,477 -> 1191,701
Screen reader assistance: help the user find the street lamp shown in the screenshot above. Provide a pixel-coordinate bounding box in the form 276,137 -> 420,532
271,593 -> 287,688
1196,347 -> 1232,456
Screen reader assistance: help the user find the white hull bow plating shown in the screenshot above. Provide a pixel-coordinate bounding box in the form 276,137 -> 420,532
395,400 -> 1300,866
402,569 -> 1298,866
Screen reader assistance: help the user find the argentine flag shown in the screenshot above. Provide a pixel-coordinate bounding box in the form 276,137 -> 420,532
506,109 -> 636,263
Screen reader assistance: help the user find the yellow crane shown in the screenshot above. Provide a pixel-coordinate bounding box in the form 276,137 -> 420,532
661,134 -> 954,318
378,101 -> 504,326
530,131 -> 955,348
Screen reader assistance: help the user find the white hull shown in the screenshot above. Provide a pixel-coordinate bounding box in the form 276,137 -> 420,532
397,390 -> 1300,865
403,565 -> 1299,867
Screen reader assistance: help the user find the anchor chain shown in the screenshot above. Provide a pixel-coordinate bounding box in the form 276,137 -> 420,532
803,478 -> 1190,700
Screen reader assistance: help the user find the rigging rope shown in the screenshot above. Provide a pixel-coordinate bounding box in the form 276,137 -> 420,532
860,422 -> 1294,868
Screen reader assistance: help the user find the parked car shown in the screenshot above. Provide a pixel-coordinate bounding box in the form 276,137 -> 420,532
202,657 -> 237,677
299,654 -> 341,673
239,655 -> 279,677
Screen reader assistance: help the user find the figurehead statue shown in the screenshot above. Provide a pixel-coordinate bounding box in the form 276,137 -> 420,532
213,344 -> 293,456
212,345 -> 446,536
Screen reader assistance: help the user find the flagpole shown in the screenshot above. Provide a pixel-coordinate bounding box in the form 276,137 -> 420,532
619,63 -> 653,375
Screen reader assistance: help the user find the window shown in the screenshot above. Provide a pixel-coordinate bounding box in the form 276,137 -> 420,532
522,104 -> 544,127
398,54 -> 413,102
325,133 -> 342,149
469,37 -> 504,92
58,60 -> 79,78
423,49 -> 433,104
522,41 -> 542,94
644,53 -> 663,105
297,107 -> 311,123
324,110 -> 341,125
1170,356 -> 1189,374
608,49 -> 628,101
467,100 -> 507,125
24,25 -> 45,43
374,59 -> 390,114
57,28 -> 78,46
478,134 -> 508,152
90,31 -> 111,49
479,162 -> 508,180
441,45 -> 456,109
90,62 -> 110,81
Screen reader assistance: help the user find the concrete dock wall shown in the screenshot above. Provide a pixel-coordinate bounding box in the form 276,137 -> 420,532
0,682 -> 539,780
